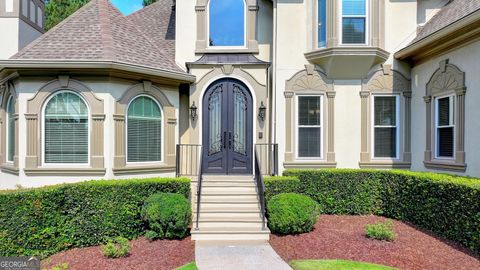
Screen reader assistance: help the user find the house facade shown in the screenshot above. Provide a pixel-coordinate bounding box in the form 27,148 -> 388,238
0,0 -> 479,191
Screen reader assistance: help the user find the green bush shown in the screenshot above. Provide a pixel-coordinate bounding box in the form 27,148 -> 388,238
266,169 -> 480,255
365,220 -> 396,241
267,193 -> 320,234
142,193 -> 191,239
264,176 -> 301,201
0,177 -> 190,258
101,236 -> 131,258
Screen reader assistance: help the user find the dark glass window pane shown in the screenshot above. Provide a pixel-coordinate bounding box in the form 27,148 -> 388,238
298,96 -> 321,126
298,128 -> 321,158
318,0 -> 327,47
438,127 -> 454,157
342,0 -> 366,15
7,97 -> 16,162
342,18 -> 365,44
438,97 -> 452,126
209,0 -> 245,46
374,96 -> 396,126
374,127 -> 397,158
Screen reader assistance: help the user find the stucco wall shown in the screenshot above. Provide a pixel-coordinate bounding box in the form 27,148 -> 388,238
0,76 -> 179,189
410,40 -> 480,177
0,17 -> 19,59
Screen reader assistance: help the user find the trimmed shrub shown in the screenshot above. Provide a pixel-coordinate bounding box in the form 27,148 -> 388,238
142,193 -> 191,239
101,236 -> 131,258
0,177 -> 190,258
267,193 -> 320,234
365,220 -> 396,241
267,169 -> 480,255
264,176 -> 301,201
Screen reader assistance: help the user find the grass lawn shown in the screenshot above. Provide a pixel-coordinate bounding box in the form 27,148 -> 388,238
175,262 -> 197,270
290,259 -> 396,270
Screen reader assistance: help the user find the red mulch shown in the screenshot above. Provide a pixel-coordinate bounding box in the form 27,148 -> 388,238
270,215 -> 480,270
41,237 -> 194,270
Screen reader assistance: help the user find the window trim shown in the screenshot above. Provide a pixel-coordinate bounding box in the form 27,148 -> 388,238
125,94 -> 165,165
41,90 -> 91,167
5,96 -> 15,164
339,0 -> 369,46
206,0 -> 247,49
434,94 -> 456,160
295,94 -> 324,161
371,94 -> 400,160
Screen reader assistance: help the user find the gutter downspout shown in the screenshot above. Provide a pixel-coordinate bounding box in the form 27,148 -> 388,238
272,0 -> 278,151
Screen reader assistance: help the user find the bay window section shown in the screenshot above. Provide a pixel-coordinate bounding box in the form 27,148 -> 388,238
318,0 -> 327,48
435,96 -> 455,159
373,96 -> 399,159
297,96 -> 322,159
6,96 -> 15,163
342,0 -> 367,44
127,96 -> 162,163
44,91 -> 89,164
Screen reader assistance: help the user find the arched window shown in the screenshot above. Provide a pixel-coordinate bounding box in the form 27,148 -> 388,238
209,0 -> 245,47
127,96 -> 162,163
6,96 -> 16,163
44,91 -> 89,164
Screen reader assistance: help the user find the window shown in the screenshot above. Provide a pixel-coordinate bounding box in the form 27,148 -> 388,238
297,96 -> 322,159
37,7 -> 43,27
318,0 -> 327,48
373,96 -> 399,158
127,96 -> 162,163
6,96 -> 15,163
208,0 -> 245,47
30,0 -> 35,23
341,0 -> 367,44
44,91 -> 89,164
435,96 -> 455,158
21,0 -> 28,17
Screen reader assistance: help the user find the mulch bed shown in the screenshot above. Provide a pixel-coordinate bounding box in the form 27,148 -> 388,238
41,237 -> 194,270
270,215 -> 480,270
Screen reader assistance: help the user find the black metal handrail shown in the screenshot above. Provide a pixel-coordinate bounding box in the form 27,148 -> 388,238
254,149 -> 267,230
195,146 -> 204,230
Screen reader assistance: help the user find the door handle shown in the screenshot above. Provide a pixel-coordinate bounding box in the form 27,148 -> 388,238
223,132 -> 227,149
229,132 -> 233,149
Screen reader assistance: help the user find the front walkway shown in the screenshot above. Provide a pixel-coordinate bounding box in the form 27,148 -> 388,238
195,241 -> 292,270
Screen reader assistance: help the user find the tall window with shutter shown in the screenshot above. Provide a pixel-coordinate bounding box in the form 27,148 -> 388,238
127,96 -> 162,163
373,95 -> 399,158
341,0 -> 367,44
435,96 -> 455,158
44,91 -> 89,164
297,96 -> 322,159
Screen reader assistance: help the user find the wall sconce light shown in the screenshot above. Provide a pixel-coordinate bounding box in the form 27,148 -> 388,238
190,102 -> 198,121
258,101 -> 266,121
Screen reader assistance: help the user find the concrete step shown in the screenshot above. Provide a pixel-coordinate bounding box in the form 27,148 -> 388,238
202,175 -> 254,181
197,218 -> 265,229
196,204 -> 261,212
191,227 -> 270,241
198,197 -> 259,204
202,182 -> 256,187
194,211 -> 262,219
202,186 -> 257,193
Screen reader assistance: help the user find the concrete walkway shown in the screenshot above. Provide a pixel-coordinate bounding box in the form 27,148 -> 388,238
195,241 -> 292,270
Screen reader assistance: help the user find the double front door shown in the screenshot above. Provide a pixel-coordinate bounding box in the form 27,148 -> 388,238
202,78 -> 253,174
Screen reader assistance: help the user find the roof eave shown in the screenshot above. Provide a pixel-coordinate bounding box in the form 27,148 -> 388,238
0,60 -> 196,83
395,9 -> 480,62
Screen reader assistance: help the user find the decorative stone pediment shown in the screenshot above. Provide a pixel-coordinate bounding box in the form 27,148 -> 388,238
285,65 -> 333,92
363,66 -> 411,93
426,60 -> 466,96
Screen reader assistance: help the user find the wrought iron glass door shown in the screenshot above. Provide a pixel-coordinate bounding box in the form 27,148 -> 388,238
202,78 -> 253,174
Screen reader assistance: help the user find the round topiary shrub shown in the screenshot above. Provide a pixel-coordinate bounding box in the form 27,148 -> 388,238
267,193 -> 320,234
141,193 -> 191,239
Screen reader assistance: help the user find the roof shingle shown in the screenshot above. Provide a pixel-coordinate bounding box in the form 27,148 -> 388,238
11,0 -> 183,73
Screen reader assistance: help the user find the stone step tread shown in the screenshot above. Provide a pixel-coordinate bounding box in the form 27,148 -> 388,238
198,218 -> 264,223
201,191 -> 258,195
195,207 -> 260,212
191,229 -> 270,234
202,183 -> 256,187
202,175 -> 254,181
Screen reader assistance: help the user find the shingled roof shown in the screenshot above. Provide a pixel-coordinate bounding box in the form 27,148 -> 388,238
411,0 -> 480,44
11,0 -> 183,74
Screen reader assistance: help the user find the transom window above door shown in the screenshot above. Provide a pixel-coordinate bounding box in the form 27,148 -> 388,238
208,0 -> 245,47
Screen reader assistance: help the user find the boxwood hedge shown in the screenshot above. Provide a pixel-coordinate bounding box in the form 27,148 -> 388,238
265,169 -> 480,255
0,177 -> 190,258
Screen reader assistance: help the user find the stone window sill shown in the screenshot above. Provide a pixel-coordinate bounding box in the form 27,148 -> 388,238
424,160 -> 467,172
24,168 -> 106,176
284,162 -> 337,169
1,164 -> 19,175
359,161 -> 411,169
113,165 -> 176,175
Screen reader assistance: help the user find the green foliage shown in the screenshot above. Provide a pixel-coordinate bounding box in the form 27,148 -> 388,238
45,0 -> 90,30
101,236 -> 131,258
141,193 -> 191,239
365,220 -> 396,241
290,259 -> 396,270
264,176 -> 301,201
42,263 -> 69,270
266,169 -> 480,255
144,230 -> 158,241
142,0 -> 158,6
267,193 -> 320,234
175,262 -> 198,270
0,177 -> 190,258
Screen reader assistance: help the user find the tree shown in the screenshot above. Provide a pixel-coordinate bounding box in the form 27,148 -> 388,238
45,0 -> 90,30
142,0 -> 158,7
